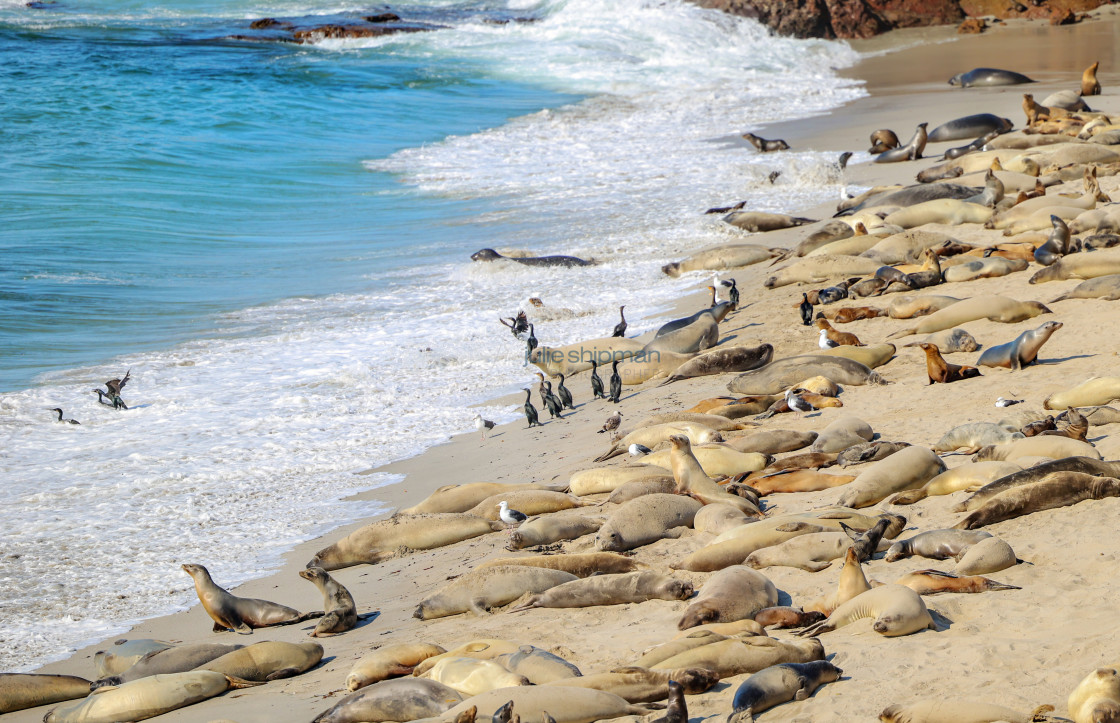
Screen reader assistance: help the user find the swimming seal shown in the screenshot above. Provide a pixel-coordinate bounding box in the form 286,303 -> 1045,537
949,67 -> 1035,87
928,113 -> 1013,143
470,248 -> 592,267
977,321 -> 1062,370
299,566 -> 358,637
181,564 -> 322,634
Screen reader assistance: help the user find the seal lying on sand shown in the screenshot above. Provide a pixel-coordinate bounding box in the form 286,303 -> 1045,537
727,661 -> 843,723
471,248 -> 593,267
949,67 -> 1035,87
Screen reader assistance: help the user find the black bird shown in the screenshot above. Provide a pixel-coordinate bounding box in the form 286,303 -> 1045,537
92,389 -> 127,410
609,360 -> 622,404
535,373 -> 550,407
105,369 -> 130,398
612,306 -> 627,338
526,323 -> 538,357
542,382 -> 564,419
799,293 -> 814,327
556,373 -> 575,409
523,389 -> 541,428
721,279 -> 739,310
590,360 -> 606,399
500,310 -> 529,336
50,408 -> 80,425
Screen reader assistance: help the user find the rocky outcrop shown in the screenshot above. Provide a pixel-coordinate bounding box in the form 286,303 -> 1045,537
230,14 -> 441,44
692,0 -> 1109,38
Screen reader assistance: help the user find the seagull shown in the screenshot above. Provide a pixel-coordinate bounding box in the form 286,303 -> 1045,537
996,397 -> 1024,407
50,408 -> 80,425
599,410 -> 622,434
474,414 -> 496,440
818,329 -> 839,349
498,500 -> 528,528
629,443 -> 651,456
786,388 -> 814,418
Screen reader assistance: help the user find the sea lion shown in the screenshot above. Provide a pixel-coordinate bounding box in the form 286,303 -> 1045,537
346,643 -> 447,691
884,529 -> 993,562
1030,247 -> 1120,284
656,297 -> 733,337
753,606 -> 827,628
91,642 -> 245,688
510,571 -> 693,611
928,113 -> 1013,143
745,531 -> 890,572
0,674 -> 92,715
807,547 -> 871,616
916,343 -> 982,384
888,294 -> 960,319
471,248 -> 592,267
94,639 -> 175,678
742,132 -> 790,152
308,513 -> 502,570
1023,416 -> 1057,436
668,435 -> 760,516
1069,665 -> 1120,723
299,567 -> 358,637
728,355 -> 887,395
1034,215 -> 1070,266
414,567 -> 578,619
729,429 -> 818,455
949,67 -> 1034,87
694,504 -> 752,534
875,123 -> 928,163
891,461 -> 1021,504
596,493 -> 703,552
508,515 -> 603,549
836,445 -> 946,509
1041,407 -> 1089,440
887,296 -> 1051,338
543,667 -> 717,703
659,344 -> 774,385
1045,376 -> 1120,409
977,321 -> 1062,370
312,677 -> 465,723
723,211 -> 814,232
433,686 -> 648,723
954,472 -> 1120,529
844,514 -> 899,561
477,553 -> 640,578
810,416 -> 874,454
942,256 -> 1026,283
870,129 -> 900,153
569,466 -> 671,496
197,641 -> 323,682
642,443 -> 768,479
1070,406 -> 1120,426
401,482 -> 568,516
973,436 -> 1101,462
1051,273 -> 1120,301
954,457 -> 1120,512
797,584 -> 934,637
422,657 -> 529,697
934,422 -> 1023,453
837,441 -> 910,467
609,477 -> 679,504
727,661 -> 843,723
594,422 -> 723,462
661,244 -> 782,277
880,700 -> 1054,722
678,566 -> 778,629
762,255 -> 882,289
181,564 -> 321,634
45,673 -> 259,722
883,199 -> 992,228
529,338 -> 646,377
465,490 -> 588,520
894,569 -> 1019,595
748,470 -> 856,495
651,637 -> 826,680
1082,61 -> 1101,96
955,536 -> 1018,575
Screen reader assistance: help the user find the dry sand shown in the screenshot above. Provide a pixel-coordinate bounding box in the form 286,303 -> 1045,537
13,9 -> 1120,723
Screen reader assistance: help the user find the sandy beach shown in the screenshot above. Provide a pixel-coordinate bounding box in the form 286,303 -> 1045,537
13,7 -> 1120,722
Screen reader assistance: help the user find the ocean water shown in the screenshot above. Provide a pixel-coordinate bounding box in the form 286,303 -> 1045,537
0,0 -> 865,671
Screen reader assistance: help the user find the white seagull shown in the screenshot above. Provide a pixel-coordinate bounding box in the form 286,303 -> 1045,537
786,388 -> 814,418
474,413 -> 496,440
498,500 -> 528,528
629,443 -> 652,456
818,329 -> 838,350
995,397 -> 1024,408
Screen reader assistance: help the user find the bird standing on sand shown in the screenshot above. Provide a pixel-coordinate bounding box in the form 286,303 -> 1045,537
799,294 -> 814,327
599,410 -> 622,435
818,329 -> 838,350
542,382 -> 564,419
612,306 -> 628,338
535,373 -> 549,407
474,414 -> 496,440
629,443 -> 651,456
523,389 -> 541,428
498,500 -> 528,529
526,323 -> 538,357
609,360 -> 622,403
556,373 -> 575,410
721,279 -> 739,310
996,397 -> 1024,407
50,408 -> 80,425
786,388 -> 814,418
590,360 -> 606,399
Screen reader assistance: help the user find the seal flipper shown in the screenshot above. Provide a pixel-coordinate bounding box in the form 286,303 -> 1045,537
265,667 -> 301,681
224,675 -> 265,689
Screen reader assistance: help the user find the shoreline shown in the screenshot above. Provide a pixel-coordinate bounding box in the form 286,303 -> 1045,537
11,8 -> 1120,721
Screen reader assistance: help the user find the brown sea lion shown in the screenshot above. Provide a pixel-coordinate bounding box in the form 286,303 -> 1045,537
869,129 -> 900,154
916,342 -> 981,384
1082,60 -> 1101,96
816,318 -> 863,346
752,607 -> 827,629
1040,406 -> 1088,440
742,132 -> 790,152
197,641 -> 324,682
954,472 -> 1120,529
894,569 -> 1019,595
181,564 -> 322,634
299,567 -> 358,637
818,306 -> 887,323
748,470 -> 856,495
977,320 -> 1062,370
1022,416 -> 1056,436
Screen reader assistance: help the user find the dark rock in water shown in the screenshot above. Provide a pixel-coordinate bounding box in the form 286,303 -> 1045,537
292,23 -> 432,41
25,0 -> 57,7
364,12 -> 402,22
250,18 -> 287,29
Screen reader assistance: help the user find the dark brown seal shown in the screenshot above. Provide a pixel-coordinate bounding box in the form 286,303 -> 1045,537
869,129 -> 900,154
753,607 -> 826,629
954,472 -> 1120,529
819,306 -> 886,323
917,343 -> 981,384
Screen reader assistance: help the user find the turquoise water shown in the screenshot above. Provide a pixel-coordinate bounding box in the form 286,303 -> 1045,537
0,0 -> 865,671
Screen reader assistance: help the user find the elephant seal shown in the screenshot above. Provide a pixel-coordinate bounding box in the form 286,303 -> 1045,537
595,422 -> 723,462
917,343 -> 982,384
955,536 -> 1018,575
753,606 -> 827,628
1045,376 -> 1120,410
891,461 -> 1021,504
422,657 -> 529,697
1068,665 -> 1120,723
870,129 -> 900,153
949,67 -> 1035,87
307,513 -> 502,570
798,585 -> 934,637
0,674 -> 92,715
642,316 -> 718,355
694,503 -> 751,534
835,445 -> 946,509
955,472 -> 1120,529
609,477 -> 678,504
973,436 -> 1101,462
749,470 -> 856,495
653,637 -> 826,679
884,199 -> 992,228
819,343 -> 895,369
198,641 -> 323,681
888,296 -> 1051,338
727,661 -> 843,723
313,677 -> 464,723
977,321 -> 1062,370
596,493 -> 703,552
745,531 -> 890,572
908,328 -> 978,354
636,631 -> 730,669
934,422 -> 1023,453
92,642 -> 244,688
45,671 -> 258,723
181,564 -> 321,634
894,569 -> 1019,595
401,482 -> 568,515
1042,407 -> 1089,440
677,566 -> 778,629
508,515 -> 603,549
888,294 -> 960,319
671,619 -> 765,639
723,211 -> 815,232
346,643 -> 446,691
434,686 -> 648,723
810,416 -> 874,454
928,113 -> 1013,143
884,529 -> 993,562
299,567 -> 357,637
880,700 -> 1054,723
660,344 -> 773,385
471,248 -> 592,267
414,566 -> 578,619
478,552 -> 640,578
941,256 -> 1026,283
570,466 -> 671,496
642,444 -> 768,479
543,667 -> 718,703
875,123 -> 928,163
1030,248 -> 1120,284
728,355 -> 887,395
763,255 -> 881,288
510,571 -> 693,610
730,429 -> 818,455
661,244 -> 781,277
94,639 -> 175,677
837,441 -> 910,467
412,640 -> 521,677
955,456 -> 1120,512
1051,274 -> 1120,301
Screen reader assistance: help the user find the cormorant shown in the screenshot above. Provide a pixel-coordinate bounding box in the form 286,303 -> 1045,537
612,306 -> 627,338
523,389 -> 541,428
590,360 -> 606,399
50,408 -> 80,425
556,373 -> 574,410
799,293 -> 814,327
609,360 -> 622,404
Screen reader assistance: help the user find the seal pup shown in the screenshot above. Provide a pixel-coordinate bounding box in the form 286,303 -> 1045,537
1069,665 -> 1120,723
50,408 -> 79,425
1082,60 -> 1102,96
742,132 -> 789,152
977,321 -> 1062,370
875,122 -> 927,163
1041,407 -> 1088,440
524,389 -> 541,428
299,566 -> 358,637
181,564 -> 322,634
727,661 -> 842,723
916,343 -> 981,384
869,129 -> 899,154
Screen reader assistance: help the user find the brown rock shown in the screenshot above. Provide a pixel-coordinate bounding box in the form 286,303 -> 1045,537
364,13 -> 402,23
250,17 -> 286,29
866,0 -> 964,27
1050,6 -> 1078,22
958,16 -> 987,31
292,24 -> 431,42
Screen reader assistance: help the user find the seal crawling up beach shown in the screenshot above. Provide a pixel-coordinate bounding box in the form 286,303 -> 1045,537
470,248 -> 593,267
